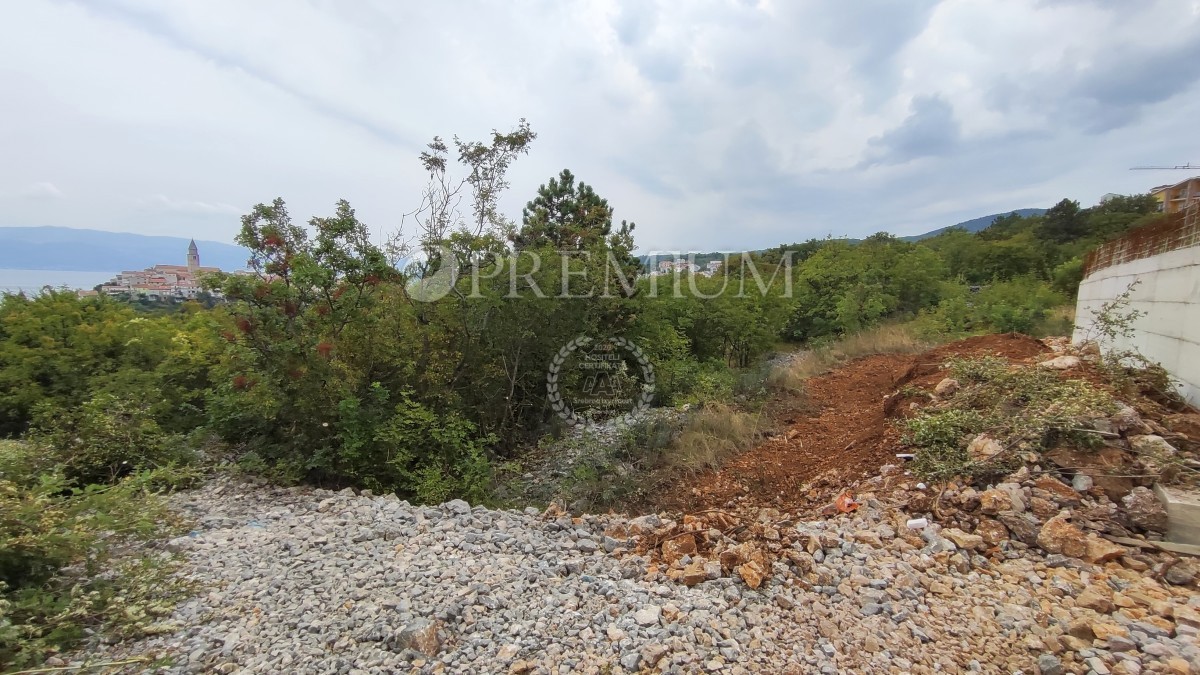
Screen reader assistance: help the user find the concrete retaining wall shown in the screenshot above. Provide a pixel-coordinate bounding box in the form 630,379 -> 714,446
1072,244 -> 1200,406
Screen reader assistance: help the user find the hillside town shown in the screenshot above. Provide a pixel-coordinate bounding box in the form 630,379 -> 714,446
82,239 -> 243,301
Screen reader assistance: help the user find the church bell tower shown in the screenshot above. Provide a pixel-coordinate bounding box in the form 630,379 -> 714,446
187,239 -> 200,271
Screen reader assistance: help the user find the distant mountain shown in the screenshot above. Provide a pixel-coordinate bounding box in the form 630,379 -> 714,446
900,208 -> 1047,242
0,227 -> 252,272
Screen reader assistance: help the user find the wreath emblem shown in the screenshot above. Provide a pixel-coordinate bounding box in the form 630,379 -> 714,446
547,336 -> 656,427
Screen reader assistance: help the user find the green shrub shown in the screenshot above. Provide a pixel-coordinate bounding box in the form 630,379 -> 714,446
0,448 -> 187,668
905,357 -> 1118,482
28,394 -> 194,486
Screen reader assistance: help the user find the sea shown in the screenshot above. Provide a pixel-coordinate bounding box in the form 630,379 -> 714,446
0,269 -> 117,295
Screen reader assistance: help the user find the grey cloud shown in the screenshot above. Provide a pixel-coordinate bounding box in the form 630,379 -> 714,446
72,0 -> 419,148
863,95 -> 960,166
2,0 -> 1198,253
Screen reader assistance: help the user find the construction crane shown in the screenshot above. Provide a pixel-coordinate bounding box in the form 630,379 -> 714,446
1130,163 -> 1198,170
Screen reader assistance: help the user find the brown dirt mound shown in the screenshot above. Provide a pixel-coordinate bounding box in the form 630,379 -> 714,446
662,333 -> 1050,514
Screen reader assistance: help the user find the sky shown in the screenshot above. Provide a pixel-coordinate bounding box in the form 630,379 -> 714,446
2,0 -> 1199,253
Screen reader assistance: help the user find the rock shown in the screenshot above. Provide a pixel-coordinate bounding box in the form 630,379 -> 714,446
1129,434 -> 1178,456
720,542 -> 758,572
1176,604 -> 1200,627
1072,474 -> 1094,493
907,491 -> 932,513
661,534 -> 697,564
967,434 -> 1004,463
1166,560 -> 1200,586
1164,411 -> 1200,440
1038,355 -> 1081,370
1045,445 -> 1134,501
998,511 -> 1041,545
1121,487 -> 1168,534
445,499 -> 471,515
627,513 -> 663,535
1076,586 -> 1114,613
737,561 -> 766,590
1164,659 -> 1190,675
634,605 -> 661,627
619,652 -> 641,671
942,528 -> 985,551
1067,618 -> 1096,640
934,378 -> 960,397
980,489 -> 1014,515
496,644 -> 520,661
1037,653 -> 1065,675
1111,405 -> 1146,433
1091,621 -> 1128,641
1034,476 -> 1081,507
1084,535 -> 1127,564
853,530 -> 883,548
394,619 -> 443,656
1037,514 -> 1089,558
680,561 -> 708,586
975,519 -> 1009,546
641,644 -> 669,666
1030,496 -> 1059,520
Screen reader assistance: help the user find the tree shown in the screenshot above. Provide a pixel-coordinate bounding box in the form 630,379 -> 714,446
511,169 -> 632,251
1038,199 -> 1086,244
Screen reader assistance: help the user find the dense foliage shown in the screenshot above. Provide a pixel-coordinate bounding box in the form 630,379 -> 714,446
0,133 -> 1161,499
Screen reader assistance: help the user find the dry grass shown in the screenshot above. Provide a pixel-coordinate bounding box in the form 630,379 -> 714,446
1033,304 -> 1076,338
666,402 -> 765,473
767,322 -> 932,390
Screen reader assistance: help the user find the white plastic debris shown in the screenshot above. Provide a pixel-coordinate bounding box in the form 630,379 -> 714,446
895,453 -> 915,461
906,518 -> 929,530
916,482 -> 927,490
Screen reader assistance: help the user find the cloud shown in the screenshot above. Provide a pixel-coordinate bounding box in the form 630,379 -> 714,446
141,195 -> 243,216
0,0 -> 1197,251
16,182 -> 64,200
864,95 -> 961,166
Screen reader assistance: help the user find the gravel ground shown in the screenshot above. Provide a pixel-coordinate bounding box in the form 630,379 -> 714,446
69,478 -> 1199,674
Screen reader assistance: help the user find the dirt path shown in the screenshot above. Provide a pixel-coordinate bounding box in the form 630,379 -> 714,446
666,333 -> 1050,514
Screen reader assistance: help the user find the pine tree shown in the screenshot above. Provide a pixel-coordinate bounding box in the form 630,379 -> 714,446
511,169 -> 616,250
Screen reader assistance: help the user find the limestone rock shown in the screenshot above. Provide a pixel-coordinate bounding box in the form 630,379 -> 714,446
1038,355 -> 1081,370
1045,445 -> 1134,501
975,519 -> 1009,546
394,619 -> 444,656
980,489 -> 1014,515
1037,514 -> 1088,559
998,511 -> 1041,545
1037,653 -> 1065,675
1110,405 -> 1147,434
967,434 -> 1004,463
1030,496 -> 1059,520
853,530 -> 883,548
934,378 -> 960,397
1033,476 -> 1081,507
634,605 -> 662,627
737,561 -> 766,590
1121,487 -> 1167,534
1084,535 -> 1127,564
627,514 -> 663,536
1128,434 -> 1178,457
680,561 -> 708,587
1166,559 -> 1200,586
661,534 -> 697,564
1076,586 -> 1113,613
942,528 -> 984,551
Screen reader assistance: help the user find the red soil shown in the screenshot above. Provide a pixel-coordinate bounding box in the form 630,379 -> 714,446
665,333 -> 1051,514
